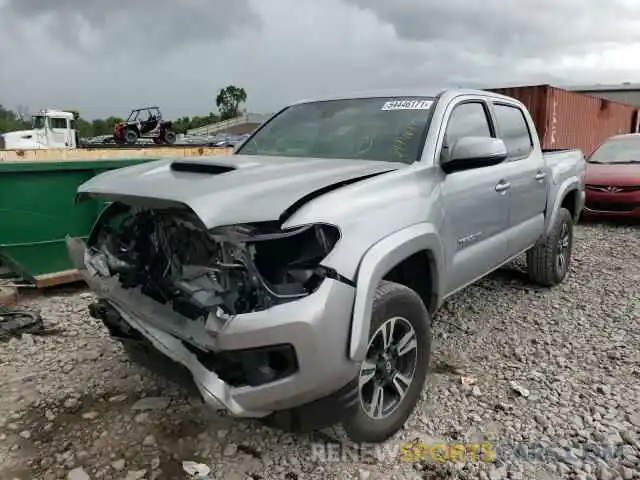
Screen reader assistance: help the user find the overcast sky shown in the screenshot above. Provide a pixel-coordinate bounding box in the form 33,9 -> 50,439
1,0 -> 639,120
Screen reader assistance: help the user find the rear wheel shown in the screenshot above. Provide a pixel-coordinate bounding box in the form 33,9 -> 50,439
163,130 -> 177,145
124,128 -> 138,145
342,281 -> 431,443
526,207 -> 574,286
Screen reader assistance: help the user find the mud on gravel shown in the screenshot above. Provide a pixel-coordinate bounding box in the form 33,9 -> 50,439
1,221 -> 638,480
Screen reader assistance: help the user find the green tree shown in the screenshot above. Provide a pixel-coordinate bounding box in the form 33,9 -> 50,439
173,116 -> 192,134
171,113 -> 222,134
64,109 -> 94,138
91,119 -> 108,136
0,104 -> 30,133
216,85 -> 247,121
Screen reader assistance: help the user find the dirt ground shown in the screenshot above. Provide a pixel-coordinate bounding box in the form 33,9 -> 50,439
1,221 -> 639,480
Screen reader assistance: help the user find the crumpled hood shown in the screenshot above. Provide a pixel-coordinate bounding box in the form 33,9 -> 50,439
77,154 -> 403,228
585,163 -> 640,186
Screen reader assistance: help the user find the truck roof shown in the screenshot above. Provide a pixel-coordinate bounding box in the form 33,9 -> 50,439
289,88 -> 519,106
33,109 -> 74,119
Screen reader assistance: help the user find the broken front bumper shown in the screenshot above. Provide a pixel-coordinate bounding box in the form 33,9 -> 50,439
67,237 -> 360,417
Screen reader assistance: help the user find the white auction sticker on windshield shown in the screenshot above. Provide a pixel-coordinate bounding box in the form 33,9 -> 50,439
381,99 -> 432,111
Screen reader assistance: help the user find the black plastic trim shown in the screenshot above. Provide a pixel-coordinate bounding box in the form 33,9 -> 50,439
261,378 -> 359,432
170,161 -> 236,175
323,267 -> 356,287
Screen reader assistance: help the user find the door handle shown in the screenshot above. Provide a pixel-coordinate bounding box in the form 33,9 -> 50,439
535,171 -> 546,181
495,181 -> 511,192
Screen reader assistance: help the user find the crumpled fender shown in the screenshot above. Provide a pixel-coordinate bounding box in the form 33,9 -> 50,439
348,222 -> 444,361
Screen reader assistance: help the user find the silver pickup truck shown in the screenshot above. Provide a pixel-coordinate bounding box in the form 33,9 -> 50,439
67,88 -> 586,443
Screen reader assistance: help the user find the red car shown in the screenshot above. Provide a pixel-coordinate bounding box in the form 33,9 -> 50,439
583,134 -> 640,220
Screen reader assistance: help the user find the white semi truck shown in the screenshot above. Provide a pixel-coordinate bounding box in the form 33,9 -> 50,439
0,109 -> 78,150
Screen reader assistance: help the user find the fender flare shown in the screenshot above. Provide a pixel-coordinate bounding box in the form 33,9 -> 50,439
348,223 -> 444,361
544,178 -> 582,237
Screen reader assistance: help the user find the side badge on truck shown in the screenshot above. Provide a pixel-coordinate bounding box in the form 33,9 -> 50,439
457,231 -> 483,250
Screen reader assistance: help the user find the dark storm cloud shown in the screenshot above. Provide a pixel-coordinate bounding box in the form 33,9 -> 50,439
344,0 -> 640,58
0,0 -> 260,53
0,0 -> 639,119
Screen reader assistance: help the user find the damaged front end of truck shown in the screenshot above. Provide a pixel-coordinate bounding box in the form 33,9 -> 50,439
65,155 -> 401,420
70,201 -> 342,322
66,199 -> 348,406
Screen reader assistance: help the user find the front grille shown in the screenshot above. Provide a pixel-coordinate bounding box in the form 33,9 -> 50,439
587,202 -> 636,212
586,184 -> 640,193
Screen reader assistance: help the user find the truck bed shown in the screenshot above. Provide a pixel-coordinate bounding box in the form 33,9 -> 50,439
542,148 -> 585,171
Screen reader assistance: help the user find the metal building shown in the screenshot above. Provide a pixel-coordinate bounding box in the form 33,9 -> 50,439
567,82 -> 640,108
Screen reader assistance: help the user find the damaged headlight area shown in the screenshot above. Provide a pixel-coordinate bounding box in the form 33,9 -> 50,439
84,202 -> 341,320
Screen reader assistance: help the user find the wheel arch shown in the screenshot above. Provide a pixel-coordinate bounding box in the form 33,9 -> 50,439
125,125 -> 140,136
348,223 -> 443,361
544,178 -> 583,237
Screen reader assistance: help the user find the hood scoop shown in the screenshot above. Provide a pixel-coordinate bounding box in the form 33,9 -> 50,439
170,160 -> 236,175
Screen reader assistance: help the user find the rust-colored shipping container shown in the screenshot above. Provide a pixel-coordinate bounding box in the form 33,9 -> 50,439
487,85 -> 639,156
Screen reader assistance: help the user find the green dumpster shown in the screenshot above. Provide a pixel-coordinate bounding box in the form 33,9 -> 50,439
0,159 -> 156,287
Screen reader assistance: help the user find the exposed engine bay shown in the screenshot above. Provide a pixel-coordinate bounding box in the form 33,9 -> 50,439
84,202 -> 341,321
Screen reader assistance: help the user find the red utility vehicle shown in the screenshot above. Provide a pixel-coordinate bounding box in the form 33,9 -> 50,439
113,106 -> 176,145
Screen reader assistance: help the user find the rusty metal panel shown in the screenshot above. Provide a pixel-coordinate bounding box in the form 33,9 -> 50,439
486,85 -> 637,156
545,86 -> 637,155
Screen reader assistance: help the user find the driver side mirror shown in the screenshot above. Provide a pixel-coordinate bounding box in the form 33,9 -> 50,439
441,136 -> 507,174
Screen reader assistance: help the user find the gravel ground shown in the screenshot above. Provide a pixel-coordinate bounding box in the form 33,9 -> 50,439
1,221 -> 638,480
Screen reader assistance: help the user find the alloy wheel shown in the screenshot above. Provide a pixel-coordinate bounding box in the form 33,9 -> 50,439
556,222 -> 571,274
358,316 -> 418,420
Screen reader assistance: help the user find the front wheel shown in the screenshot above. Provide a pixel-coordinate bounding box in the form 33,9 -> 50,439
526,207 -> 574,286
124,128 -> 138,145
342,281 -> 431,443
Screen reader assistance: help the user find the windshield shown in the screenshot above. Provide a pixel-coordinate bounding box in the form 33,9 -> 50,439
237,97 -> 434,163
589,137 -> 640,164
32,116 -> 47,129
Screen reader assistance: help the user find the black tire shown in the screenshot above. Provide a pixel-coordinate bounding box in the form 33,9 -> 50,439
124,128 -> 138,145
342,280 -> 431,443
163,130 -> 177,145
526,207 -> 574,286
